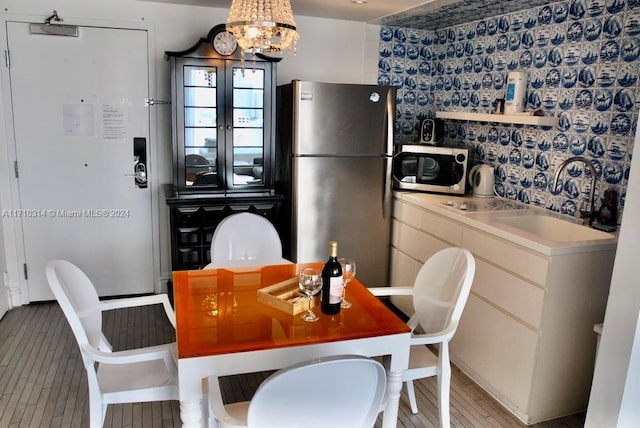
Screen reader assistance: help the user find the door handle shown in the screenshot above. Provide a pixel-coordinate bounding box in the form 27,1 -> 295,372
128,137 -> 148,188
124,159 -> 147,187
134,161 -> 147,187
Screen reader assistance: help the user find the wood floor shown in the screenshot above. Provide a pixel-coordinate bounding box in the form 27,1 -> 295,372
0,301 -> 586,427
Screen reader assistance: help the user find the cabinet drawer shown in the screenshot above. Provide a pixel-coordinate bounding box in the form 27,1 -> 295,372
176,207 -> 201,225
251,202 -> 277,218
451,295 -> 538,413
201,206 -> 227,226
392,220 -> 451,263
178,227 -> 200,245
177,247 -> 202,266
473,259 -> 544,329
392,221 -> 419,260
419,210 -> 463,245
389,247 -> 419,317
462,228 -> 548,286
202,227 -> 215,245
392,200 -> 421,228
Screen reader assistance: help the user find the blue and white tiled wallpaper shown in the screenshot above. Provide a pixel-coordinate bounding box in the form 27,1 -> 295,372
379,0 -> 640,222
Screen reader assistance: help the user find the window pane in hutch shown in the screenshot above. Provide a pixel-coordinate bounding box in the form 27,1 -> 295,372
183,66 -> 216,87
185,128 -> 216,148
185,152 -> 215,185
233,68 -> 264,89
233,108 -> 263,127
184,87 -> 216,107
184,107 -> 216,127
232,128 -> 263,186
233,88 -> 264,108
185,127 -> 217,170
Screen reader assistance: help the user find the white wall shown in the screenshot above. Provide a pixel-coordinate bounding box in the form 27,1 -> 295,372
586,117 -> 640,427
277,15 -> 378,85
0,0 -> 378,300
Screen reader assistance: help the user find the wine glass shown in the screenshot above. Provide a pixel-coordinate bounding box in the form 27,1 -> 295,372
298,268 -> 322,322
338,258 -> 356,308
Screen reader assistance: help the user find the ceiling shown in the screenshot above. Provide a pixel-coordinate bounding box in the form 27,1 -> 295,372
381,0 -> 562,30
144,0 -> 563,30
143,0 -> 428,23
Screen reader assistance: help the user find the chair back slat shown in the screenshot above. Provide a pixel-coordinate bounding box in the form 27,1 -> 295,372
412,247 -> 475,334
247,355 -> 386,428
210,213 -> 284,264
45,260 -> 104,356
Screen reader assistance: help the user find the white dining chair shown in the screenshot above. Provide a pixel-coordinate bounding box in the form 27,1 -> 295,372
45,260 -> 179,428
369,247 -> 475,428
204,212 -> 292,269
208,355 -> 386,428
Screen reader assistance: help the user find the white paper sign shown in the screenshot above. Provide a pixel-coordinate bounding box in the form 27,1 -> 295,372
102,105 -> 128,140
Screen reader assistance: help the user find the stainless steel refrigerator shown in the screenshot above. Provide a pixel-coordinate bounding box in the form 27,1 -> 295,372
275,80 -> 396,287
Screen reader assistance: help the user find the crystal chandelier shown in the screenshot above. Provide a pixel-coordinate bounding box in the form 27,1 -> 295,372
226,0 -> 299,57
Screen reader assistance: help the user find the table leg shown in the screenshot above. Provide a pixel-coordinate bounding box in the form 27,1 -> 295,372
180,398 -> 203,428
382,369 -> 403,428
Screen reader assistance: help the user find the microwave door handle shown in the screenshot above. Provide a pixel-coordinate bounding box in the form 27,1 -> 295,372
382,157 -> 392,220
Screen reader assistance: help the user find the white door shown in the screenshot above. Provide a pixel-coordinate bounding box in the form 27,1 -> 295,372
6,22 -> 155,301
0,255 -> 7,317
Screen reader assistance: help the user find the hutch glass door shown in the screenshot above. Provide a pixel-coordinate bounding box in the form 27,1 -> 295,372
229,65 -> 268,188
183,63 -> 222,188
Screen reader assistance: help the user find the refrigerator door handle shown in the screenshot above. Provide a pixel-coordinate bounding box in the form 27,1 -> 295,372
385,87 -> 395,157
382,157 -> 392,220
382,88 -> 395,220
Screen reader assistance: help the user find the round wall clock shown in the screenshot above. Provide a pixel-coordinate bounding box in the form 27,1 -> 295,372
212,29 -> 238,56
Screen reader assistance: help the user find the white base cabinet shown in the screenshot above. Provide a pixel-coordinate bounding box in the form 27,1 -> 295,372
390,194 -> 616,424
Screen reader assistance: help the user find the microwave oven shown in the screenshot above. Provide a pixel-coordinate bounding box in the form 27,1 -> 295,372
392,145 -> 472,195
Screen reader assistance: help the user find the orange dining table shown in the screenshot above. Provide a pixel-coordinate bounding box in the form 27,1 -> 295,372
173,262 -> 411,428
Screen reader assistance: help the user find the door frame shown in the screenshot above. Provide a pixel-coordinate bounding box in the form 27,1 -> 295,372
0,14 -> 161,305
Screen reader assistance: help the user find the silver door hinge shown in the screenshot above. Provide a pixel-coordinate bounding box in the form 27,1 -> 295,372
144,98 -> 170,107
14,161 -> 18,178
23,263 -> 28,280
5,50 -> 9,68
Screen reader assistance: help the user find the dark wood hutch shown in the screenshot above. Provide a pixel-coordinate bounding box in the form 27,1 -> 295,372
165,25 -> 283,271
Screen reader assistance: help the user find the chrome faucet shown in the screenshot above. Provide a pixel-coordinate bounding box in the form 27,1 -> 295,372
552,156 -> 597,226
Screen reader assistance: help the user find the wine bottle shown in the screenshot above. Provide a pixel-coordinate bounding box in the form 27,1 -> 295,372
321,241 -> 343,315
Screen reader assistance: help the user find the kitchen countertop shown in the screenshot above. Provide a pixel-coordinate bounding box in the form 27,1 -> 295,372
394,191 -> 618,256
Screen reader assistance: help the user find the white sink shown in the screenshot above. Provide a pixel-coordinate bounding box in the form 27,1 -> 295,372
496,215 -> 615,242
441,197 -> 528,212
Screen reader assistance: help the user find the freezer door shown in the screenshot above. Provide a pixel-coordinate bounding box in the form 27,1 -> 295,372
292,156 -> 391,288
293,81 -> 395,156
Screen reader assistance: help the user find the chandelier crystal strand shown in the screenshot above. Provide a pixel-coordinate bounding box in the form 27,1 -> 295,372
226,0 -> 299,65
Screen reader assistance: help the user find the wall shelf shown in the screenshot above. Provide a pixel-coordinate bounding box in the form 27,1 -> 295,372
436,111 -> 558,127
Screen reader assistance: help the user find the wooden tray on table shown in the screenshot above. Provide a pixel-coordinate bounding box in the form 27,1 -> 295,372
257,277 -> 313,315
